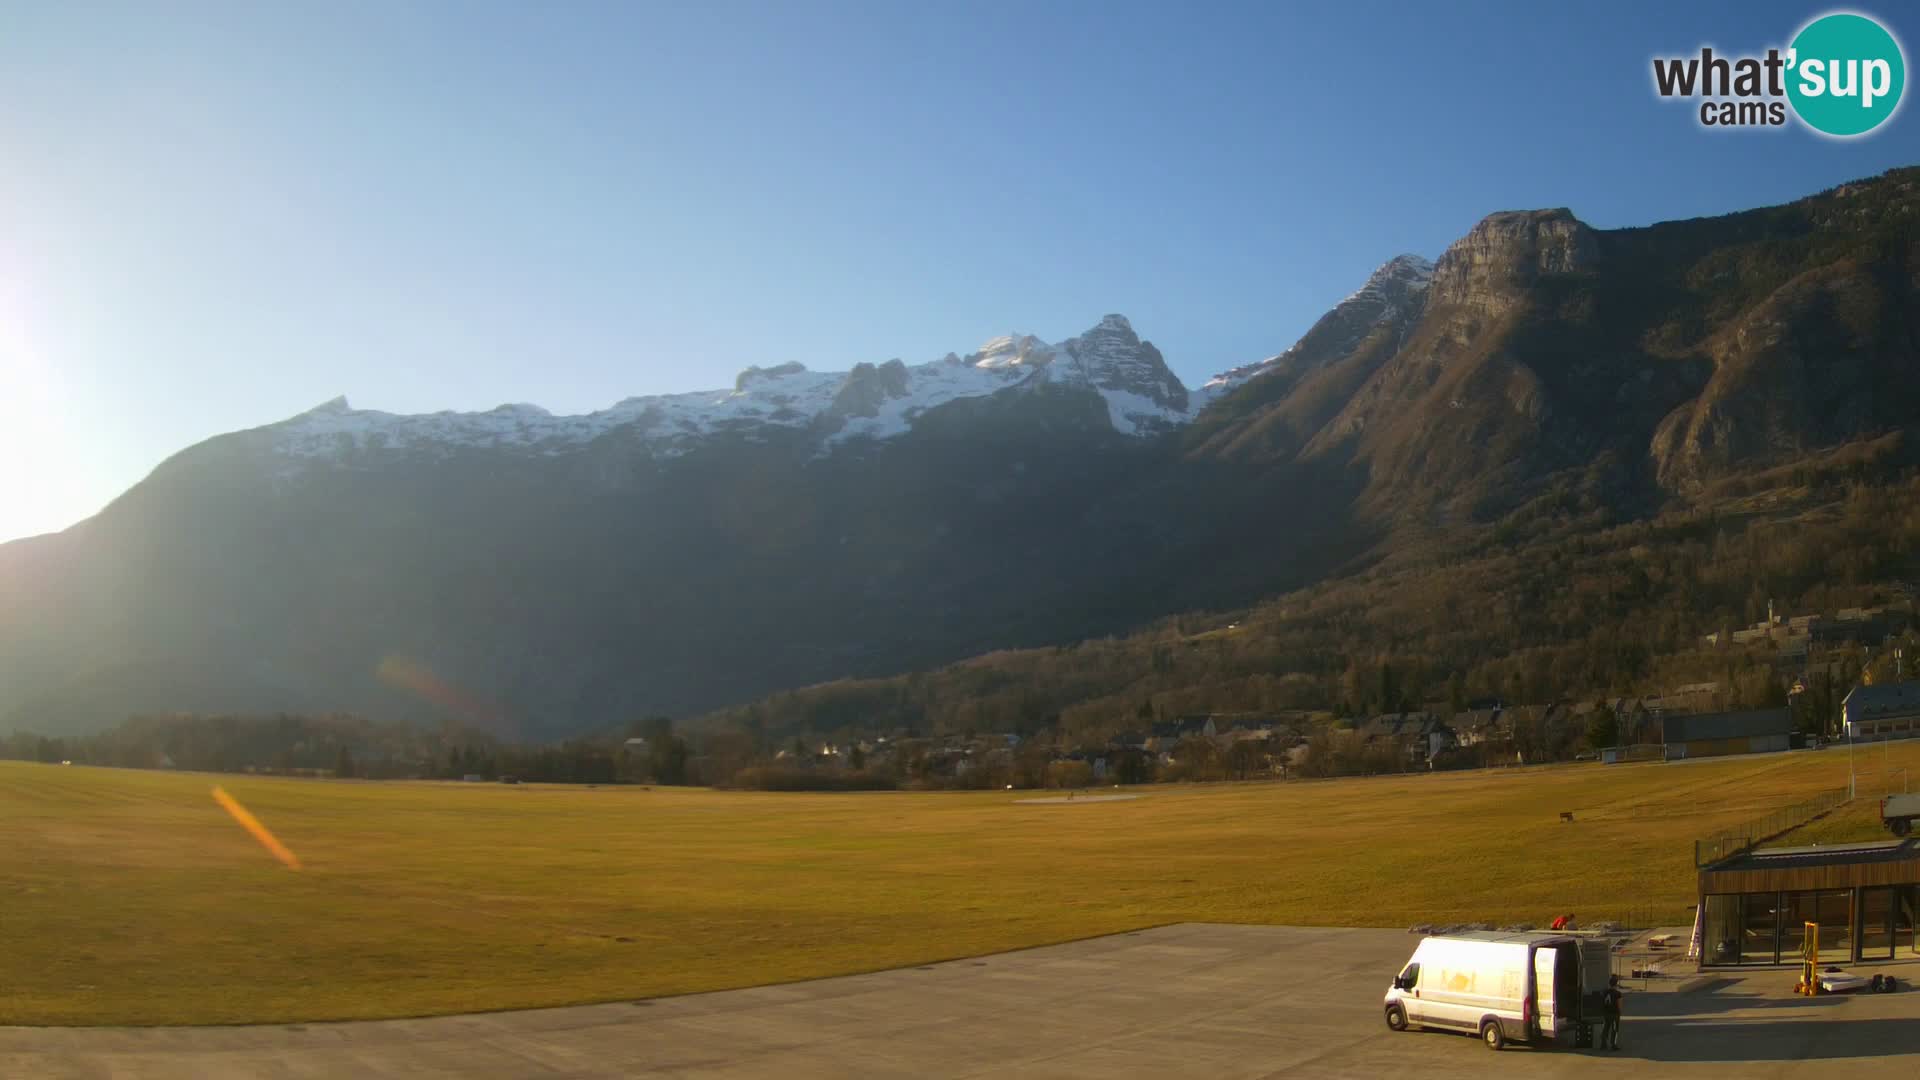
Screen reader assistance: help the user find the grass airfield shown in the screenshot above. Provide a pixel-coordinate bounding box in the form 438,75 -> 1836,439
5,744 -> 1918,1026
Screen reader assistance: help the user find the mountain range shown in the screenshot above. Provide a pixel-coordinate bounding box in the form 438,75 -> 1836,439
4,167 -> 1917,738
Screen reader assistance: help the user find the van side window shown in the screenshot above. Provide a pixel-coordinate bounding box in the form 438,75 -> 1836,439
1400,963 -> 1419,987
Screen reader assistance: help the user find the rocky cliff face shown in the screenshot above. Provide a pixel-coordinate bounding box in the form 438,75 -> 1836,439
1190,169 -> 1920,518
825,359 -> 912,423
1289,209 -> 1603,498
1648,176 -> 1920,491
1426,209 -> 1598,309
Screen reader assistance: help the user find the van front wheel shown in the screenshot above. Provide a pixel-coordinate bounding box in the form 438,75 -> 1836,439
1481,1020 -> 1506,1051
1385,1004 -> 1408,1031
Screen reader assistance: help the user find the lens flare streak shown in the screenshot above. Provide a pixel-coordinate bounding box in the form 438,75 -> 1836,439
211,786 -> 303,870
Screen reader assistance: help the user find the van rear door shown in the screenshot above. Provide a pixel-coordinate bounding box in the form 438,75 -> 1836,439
1532,948 -> 1556,1038
1579,940 -> 1611,1017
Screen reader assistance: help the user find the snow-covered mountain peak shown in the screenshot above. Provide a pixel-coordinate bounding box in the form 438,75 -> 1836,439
1343,253 -> 1434,304
1198,254 -> 1436,399
266,315 -> 1211,464
1053,313 -> 1189,431
971,333 -> 1056,370
266,259 -> 1448,469
1069,314 -> 1143,358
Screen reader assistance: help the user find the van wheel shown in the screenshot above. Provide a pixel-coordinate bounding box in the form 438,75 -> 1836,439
1893,818 -> 1912,837
1481,1020 -> 1506,1051
1385,1004 -> 1408,1031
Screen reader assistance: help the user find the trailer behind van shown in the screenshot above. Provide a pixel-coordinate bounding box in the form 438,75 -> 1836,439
1882,793 -> 1920,836
1383,932 -> 1606,1050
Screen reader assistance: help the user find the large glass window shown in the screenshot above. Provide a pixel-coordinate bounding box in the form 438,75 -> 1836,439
1706,890 -> 1885,965
1780,892 -> 1814,961
1742,892 -> 1781,964
1863,888 -> 1894,961
1899,887 -> 1918,956
1818,890 -> 1852,958
1703,894 -> 1743,965
1780,890 -> 1854,962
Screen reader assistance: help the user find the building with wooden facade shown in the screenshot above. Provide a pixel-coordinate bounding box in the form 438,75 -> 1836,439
1697,840 -> 1920,966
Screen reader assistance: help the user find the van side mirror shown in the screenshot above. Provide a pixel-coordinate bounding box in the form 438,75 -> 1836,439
1392,976 -> 1407,991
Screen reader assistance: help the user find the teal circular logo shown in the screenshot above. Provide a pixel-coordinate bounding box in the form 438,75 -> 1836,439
1787,13 -> 1906,137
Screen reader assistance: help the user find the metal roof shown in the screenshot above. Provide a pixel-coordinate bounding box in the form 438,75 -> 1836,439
1843,682 -> 1920,718
1424,931 -> 1580,946
1706,839 -> 1916,872
1660,708 -> 1793,743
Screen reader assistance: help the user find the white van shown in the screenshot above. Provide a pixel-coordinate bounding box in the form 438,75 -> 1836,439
1383,932 -> 1600,1050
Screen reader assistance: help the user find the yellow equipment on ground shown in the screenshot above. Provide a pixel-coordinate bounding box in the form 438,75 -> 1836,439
1797,922 -> 1820,995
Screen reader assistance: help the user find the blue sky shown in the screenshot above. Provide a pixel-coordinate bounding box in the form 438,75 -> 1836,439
2,0 -> 1916,542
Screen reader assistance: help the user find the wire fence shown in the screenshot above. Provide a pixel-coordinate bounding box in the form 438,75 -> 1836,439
1694,786 -> 1851,867
1852,766 -> 1911,798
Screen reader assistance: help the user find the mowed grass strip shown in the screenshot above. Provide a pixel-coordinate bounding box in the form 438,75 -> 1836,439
4,745 -> 1916,1026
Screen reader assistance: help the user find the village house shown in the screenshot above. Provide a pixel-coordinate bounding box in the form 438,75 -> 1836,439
1844,681 -> 1920,743
1450,707 -> 1506,747
1357,712 -> 1454,765
1567,698 -> 1656,747
1498,703 -> 1575,762
1213,716 -> 1281,747
1608,698 -> 1658,745
1063,749 -> 1110,781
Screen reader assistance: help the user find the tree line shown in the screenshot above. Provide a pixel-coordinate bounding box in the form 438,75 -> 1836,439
0,712 -> 695,787
694,468 -> 1920,749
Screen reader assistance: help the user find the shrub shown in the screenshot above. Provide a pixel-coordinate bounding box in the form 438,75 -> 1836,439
1046,760 -> 1093,788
